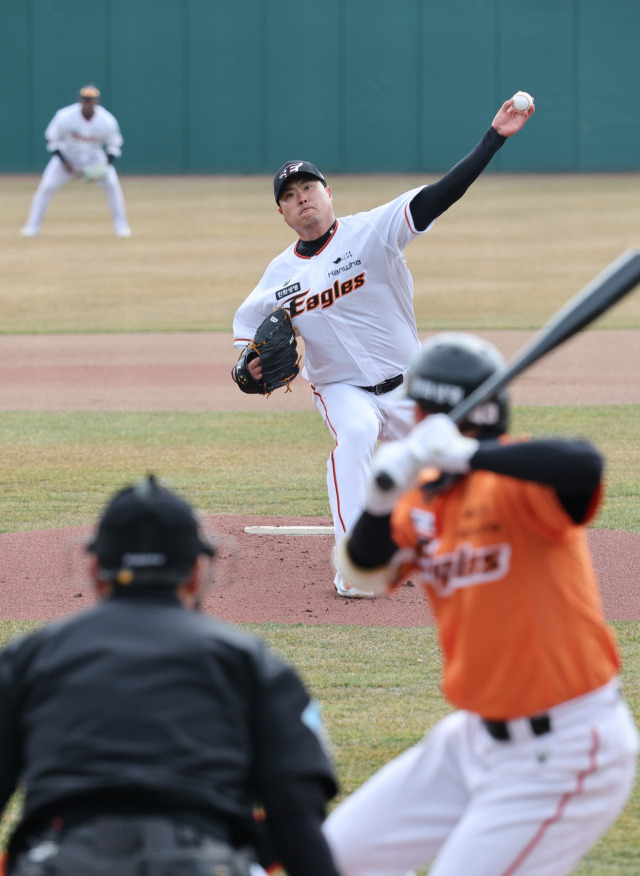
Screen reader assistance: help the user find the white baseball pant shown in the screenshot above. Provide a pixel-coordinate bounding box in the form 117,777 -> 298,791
324,678 -> 638,876
23,156 -> 130,235
311,379 -> 415,585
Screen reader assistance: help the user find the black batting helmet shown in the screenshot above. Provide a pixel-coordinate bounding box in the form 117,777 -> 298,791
406,332 -> 509,436
87,475 -> 215,587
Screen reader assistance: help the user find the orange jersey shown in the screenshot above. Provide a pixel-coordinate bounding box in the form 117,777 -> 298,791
391,468 -> 619,719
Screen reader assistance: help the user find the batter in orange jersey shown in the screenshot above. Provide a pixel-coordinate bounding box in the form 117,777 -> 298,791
325,333 -> 638,876
392,463 -> 619,720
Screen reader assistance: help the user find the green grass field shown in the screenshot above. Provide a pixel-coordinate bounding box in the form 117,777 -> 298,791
0,407 -> 638,533
0,174 -> 639,873
0,620 -> 638,873
2,174 -> 640,334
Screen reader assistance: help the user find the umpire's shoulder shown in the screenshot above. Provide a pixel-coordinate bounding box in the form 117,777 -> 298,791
0,610 -> 84,673
197,614 -> 291,674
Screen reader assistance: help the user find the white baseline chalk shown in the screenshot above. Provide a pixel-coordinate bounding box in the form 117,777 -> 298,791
244,525 -> 335,536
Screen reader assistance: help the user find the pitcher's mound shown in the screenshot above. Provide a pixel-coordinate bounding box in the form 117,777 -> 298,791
0,517 -> 637,626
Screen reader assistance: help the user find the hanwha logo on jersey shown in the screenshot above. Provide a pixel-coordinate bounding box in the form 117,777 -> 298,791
418,541 -> 512,596
327,258 -> 362,279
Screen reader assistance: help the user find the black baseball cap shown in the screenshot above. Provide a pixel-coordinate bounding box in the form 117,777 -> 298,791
274,160 -> 326,203
87,475 -> 215,586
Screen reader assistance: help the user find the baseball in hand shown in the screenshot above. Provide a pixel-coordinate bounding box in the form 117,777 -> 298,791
512,91 -> 533,113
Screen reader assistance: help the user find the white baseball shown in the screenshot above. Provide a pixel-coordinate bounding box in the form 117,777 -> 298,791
512,91 -> 533,113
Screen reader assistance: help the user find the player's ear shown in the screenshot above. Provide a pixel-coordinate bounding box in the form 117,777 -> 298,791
88,556 -> 113,599
177,560 -> 205,608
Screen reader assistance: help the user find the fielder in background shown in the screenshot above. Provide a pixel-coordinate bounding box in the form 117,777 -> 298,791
0,476 -> 340,876
324,333 -> 639,876
232,95 -> 534,598
20,84 -> 132,238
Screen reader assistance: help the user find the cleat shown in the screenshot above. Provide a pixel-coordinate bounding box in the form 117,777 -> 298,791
115,227 -> 132,238
20,227 -> 38,237
333,577 -> 376,599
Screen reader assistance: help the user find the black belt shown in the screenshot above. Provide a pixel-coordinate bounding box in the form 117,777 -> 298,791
359,374 -> 404,395
482,714 -> 551,741
17,803 -> 232,849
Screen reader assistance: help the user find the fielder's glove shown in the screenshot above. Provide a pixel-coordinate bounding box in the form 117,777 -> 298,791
233,308 -> 300,395
82,164 -> 109,182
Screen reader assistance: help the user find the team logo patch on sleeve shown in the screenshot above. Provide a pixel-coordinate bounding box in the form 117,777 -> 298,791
302,700 -> 334,760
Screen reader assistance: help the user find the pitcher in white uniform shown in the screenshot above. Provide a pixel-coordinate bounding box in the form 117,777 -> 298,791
21,84 -> 131,238
232,95 -> 534,597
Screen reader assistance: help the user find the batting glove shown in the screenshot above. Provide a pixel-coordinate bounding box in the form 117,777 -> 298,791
370,414 -> 480,502
367,439 -> 424,513
406,413 -> 479,473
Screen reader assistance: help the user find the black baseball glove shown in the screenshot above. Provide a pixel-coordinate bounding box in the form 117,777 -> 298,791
233,308 -> 300,395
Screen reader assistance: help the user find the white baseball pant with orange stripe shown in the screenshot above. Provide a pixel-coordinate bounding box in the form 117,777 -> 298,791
311,379 -> 415,585
324,678 -> 638,876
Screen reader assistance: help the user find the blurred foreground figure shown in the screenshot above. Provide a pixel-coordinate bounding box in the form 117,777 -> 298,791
325,333 -> 638,876
0,475 -> 340,876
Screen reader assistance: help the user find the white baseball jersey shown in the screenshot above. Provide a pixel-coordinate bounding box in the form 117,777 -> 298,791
44,103 -> 123,170
233,188 -> 432,387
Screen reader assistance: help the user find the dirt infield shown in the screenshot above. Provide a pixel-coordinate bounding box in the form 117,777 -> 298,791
0,517 -> 638,626
2,330 -> 640,411
0,330 -> 638,625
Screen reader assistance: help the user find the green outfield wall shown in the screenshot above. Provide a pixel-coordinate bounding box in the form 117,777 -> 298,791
1,0 -> 639,174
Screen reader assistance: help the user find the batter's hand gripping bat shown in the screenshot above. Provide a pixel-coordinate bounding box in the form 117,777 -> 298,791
376,247 -> 640,489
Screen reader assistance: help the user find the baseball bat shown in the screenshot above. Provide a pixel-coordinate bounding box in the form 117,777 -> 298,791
448,247 -> 640,426
376,247 -> 640,490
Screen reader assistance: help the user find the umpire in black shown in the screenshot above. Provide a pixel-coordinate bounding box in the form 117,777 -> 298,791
0,475 -> 341,876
